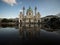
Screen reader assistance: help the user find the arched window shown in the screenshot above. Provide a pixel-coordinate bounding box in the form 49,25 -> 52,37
29,12 -> 31,15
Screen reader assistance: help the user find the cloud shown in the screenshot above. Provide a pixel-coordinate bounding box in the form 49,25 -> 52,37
2,0 -> 17,6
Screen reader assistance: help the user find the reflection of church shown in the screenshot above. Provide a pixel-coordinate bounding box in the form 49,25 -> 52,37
19,6 -> 41,24
18,24 -> 41,39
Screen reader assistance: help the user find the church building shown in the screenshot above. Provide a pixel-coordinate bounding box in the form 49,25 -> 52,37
19,6 -> 41,24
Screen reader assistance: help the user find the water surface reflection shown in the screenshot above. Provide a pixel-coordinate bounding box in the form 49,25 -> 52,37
19,24 -> 41,40
0,24 -> 60,45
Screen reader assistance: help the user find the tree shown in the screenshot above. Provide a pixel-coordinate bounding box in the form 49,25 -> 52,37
47,17 -> 60,29
1,18 -> 8,23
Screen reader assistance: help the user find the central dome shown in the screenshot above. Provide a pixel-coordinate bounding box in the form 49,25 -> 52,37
27,6 -> 33,13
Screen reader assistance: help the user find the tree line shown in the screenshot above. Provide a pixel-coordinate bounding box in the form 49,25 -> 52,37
46,17 -> 60,29
1,18 -> 17,23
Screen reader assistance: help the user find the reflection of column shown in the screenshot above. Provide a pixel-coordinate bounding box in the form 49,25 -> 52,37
19,24 -> 20,29
35,24 -> 41,38
19,24 -> 24,39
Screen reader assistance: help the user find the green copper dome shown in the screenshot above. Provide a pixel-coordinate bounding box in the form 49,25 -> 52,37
27,6 -> 33,12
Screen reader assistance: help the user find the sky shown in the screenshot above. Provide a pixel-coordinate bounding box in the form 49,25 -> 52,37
0,0 -> 60,18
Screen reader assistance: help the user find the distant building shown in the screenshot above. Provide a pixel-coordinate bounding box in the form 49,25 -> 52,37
19,6 -> 41,24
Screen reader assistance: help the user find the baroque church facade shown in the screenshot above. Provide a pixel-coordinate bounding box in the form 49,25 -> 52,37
19,6 -> 41,24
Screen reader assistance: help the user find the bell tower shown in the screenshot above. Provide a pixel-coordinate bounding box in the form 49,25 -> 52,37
23,6 -> 25,15
35,6 -> 37,15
